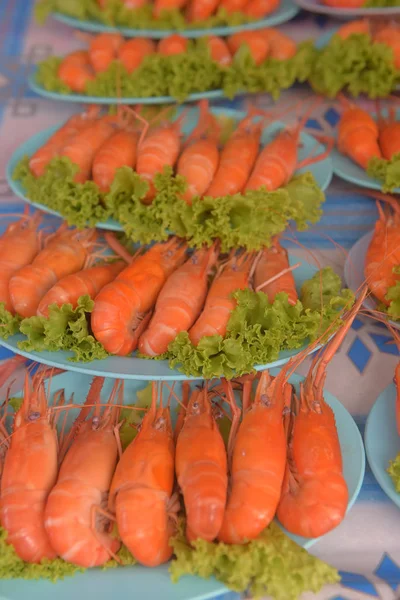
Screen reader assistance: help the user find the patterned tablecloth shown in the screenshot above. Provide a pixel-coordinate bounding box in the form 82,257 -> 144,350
1,2 -> 400,599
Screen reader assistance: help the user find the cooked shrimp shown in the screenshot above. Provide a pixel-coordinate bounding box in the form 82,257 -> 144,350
254,237 -> 298,305
205,112 -> 262,197
227,31 -> 270,65
29,106 -> 99,178
218,371 -> 289,543
138,243 -> 219,356
109,382 -> 177,567
153,0 -> 189,17
189,251 -> 256,346
88,33 -> 123,73
376,103 -> 400,160
186,0 -> 220,22
177,100 -> 220,203
0,374 -> 58,562
0,213 -> 42,313
158,34 -> 188,56
118,38 -> 156,73
9,227 -> 96,318
37,260 -> 126,317
58,50 -> 95,93
206,36 -> 232,66
175,385 -> 228,542
337,97 -> 382,169
243,0 -> 279,16
276,289 -> 367,538
262,29 -> 297,60
374,24 -> 400,70
44,378 -> 121,567
336,19 -> 370,39
220,0 -> 250,14
91,238 -> 187,356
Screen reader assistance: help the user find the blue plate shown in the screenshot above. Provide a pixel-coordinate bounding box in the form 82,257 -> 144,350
0,369 -> 365,600
294,0 -> 400,17
0,255 -> 331,380
51,0 -> 299,39
6,105 -> 333,232
365,382 -> 400,508
344,231 -> 400,330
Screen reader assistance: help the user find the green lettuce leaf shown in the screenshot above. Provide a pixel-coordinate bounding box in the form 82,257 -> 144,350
367,153 -> 400,193
119,383 -> 153,449
309,34 -> 399,98
36,57 -> 71,94
18,295 -> 108,363
364,0 -> 400,6
383,266 -> 400,320
35,0 -> 254,29
388,453 -> 400,492
0,304 -> 22,339
168,267 -> 354,379
170,520 -> 340,599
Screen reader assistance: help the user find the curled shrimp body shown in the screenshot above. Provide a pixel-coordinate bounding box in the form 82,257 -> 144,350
337,100 -> 382,169
37,260 -> 125,317
189,251 -> 255,346
186,0 -> 220,22
118,38 -> 156,73
374,25 -> 400,70
376,106 -> 400,161
88,33 -> 123,73
58,51 -> 95,93
244,0 -> 279,17
227,31 -> 270,65
139,244 -> 219,357
254,238 -> 298,305
365,200 -> 400,306
175,386 -> 228,542
0,375 -> 58,562
109,383 -> 177,567
92,128 -> 139,193
158,35 -> 188,56
153,0 -> 189,17
206,36 -> 232,66
9,227 -> 96,318
336,19 -> 370,39
0,213 -> 42,313
45,379 -> 121,567
218,372 -> 288,544
206,113 -> 262,197
262,29 -> 297,60
92,238 -> 187,356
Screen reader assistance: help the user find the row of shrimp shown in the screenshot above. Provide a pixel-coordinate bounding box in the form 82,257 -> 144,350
0,292 -> 363,569
334,19 -> 400,70
96,0 -> 280,21
28,97 -> 330,202
57,29 -> 298,93
337,96 -> 400,170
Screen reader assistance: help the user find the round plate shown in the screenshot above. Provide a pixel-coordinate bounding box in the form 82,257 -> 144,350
0,370 -> 365,600
0,256 -> 332,380
51,0 -> 299,39
294,0 -> 400,17
365,382 -> 400,508
344,231 -> 400,330
6,106 -> 333,231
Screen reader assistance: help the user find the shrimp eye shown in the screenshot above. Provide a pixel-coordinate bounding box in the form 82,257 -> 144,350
92,416 -> 100,430
260,393 -> 270,406
28,411 -> 41,421
155,417 -> 165,430
312,401 -> 322,414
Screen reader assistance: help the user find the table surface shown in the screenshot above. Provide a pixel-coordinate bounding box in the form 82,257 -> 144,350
1,2 -> 400,599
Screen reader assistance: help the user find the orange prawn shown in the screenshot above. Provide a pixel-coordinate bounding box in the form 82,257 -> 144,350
158,34 -> 189,56
177,100 -> 220,203
44,378 -> 121,567
186,0 -> 220,22
88,33 -> 123,73
138,243 -> 219,357
189,251 -> 256,346
374,24 -> 400,70
336,19 -> 370,39
58,50 -> 95,93
109,382 -> 177,566
254,237 -> 298,305
227,31 -> 270,65
243,0 -> 279,17
153,0 -> 189,17
276,289 -> 368,538
0,212 -> 42,313
376,102 -> 400,161
91,237 -> 187,356
206,36 -> 232,66
220,0 -> 251,15
118,38 -> 156,73
218,371 -> 289,544
37,260 -> 126,317
9,227 -> 96,318
261,29 -> 297,60
175,385 -> 228,542
0,373 -> 58,562
205,111 -> 262,197
29,106 -> 99,178
337,97 -> 382,169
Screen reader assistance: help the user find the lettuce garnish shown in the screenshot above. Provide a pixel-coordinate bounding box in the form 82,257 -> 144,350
170,520 -> 340,599
168,268 -> 354,379
367,154 -> 400,193
388,453 -> 400,492
0,304 -> 22,339
309,34 -> 399,98
14,159 -> 325,251
364,0 -> 400,6
18,295 -> 109,362
34,0 -> 254,30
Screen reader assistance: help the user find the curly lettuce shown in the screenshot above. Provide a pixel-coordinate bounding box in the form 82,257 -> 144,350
18,295 -> 108,362
170,520 -> 340,599
0,304 -> 22,339
168,268 -> 354,379
378,266 -> 400,320
388,453 -> 400,492
34,0 -> 254,30
367,154 -> 400,193
309,34 -> 399,98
